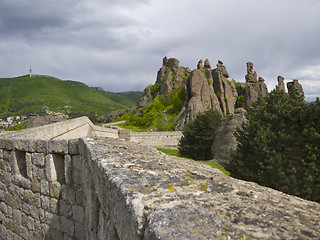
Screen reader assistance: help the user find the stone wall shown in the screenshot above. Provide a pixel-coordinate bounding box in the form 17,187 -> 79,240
0,138 -> 84,239
120,130 -> 183,148
0,118 -> 320,239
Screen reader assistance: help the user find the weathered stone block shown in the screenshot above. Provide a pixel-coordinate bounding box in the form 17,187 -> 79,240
7,205 -> 12,218
29,205 -> 40,220
0,159 -> 6,170
0,202 -> 7,215
60,216 -> 74,236
22,202 -> 30,215
0,190 -> 5,202
31,179 -> 40,193
75,185 -> 84,206
21,212 -> 28,226
45,154 -> 56,182
65,154 -> 73,185
49,213 -> 60,230
13,175 -> 31,189
17,225 -> 29,239
48,140 -> 68,154
40,223 -> 50,237
27,216 -> 34,231
4,192 -> 14,206
0,224 -> 8,240
49,228 -> 63,239
72,155 -> 81,170
35,140 -> 48,153
0,139 -> 13,150
69,139 -> 80,154
14,139 -> 36,152
33,219 -> 41,233
13,209 -> 22,224
40,179 -> 49,196
33,193 -> 41,208
32,165 -> 45,180
61,185 -> 75,203
32,153 -> 45,167
41,196 -> 50,211
59,200 -> 72,218
25,153 -> 33,179
44,211 -> 53,224
75,223 -> 86,240
23,190 -> 34,204
39,209 -> 45,223
2,171 -> 12,185
3,150 -> 11,161
49,181 -> 61,199
72,205 -> 84,223
49,198 -> 59,214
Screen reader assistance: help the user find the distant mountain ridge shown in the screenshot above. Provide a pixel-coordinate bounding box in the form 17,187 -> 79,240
0,75 -> 142,118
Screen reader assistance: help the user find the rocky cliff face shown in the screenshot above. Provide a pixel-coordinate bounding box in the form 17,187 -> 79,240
212,108 -> 247,167
137,57 -> 305,131
138,57 -> 191,108
175,60 -> 238,130
244,62 -> 269,108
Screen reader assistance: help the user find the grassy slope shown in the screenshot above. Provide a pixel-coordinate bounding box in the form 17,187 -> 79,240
93,89 -> 142,107
156,148 -> 230,175
0,75 -> 139,117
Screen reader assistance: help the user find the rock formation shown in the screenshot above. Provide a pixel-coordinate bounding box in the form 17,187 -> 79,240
277,75 -> 285,91
138,57 -> 190,107
245,62 -> 257,83
204,59 -> 211,69
244,62 -> 268,108
138,86 -> 153,108
175,68 -> 220,130
287,79 -> 304,97
211,108 -> 247,166
197,59 -> 204,69
212,61 -> 237,115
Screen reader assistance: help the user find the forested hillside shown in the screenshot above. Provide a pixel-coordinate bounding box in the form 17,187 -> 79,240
0,75 -> 141,118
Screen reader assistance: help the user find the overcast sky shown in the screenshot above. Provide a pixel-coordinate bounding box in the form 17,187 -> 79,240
0,0 -> 319,101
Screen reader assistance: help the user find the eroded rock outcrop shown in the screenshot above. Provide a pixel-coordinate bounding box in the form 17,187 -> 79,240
197,59 -> 204,69
287,79 -> 304,97
175,59 -> 239,130
212,60 -> 237,115
204,59 -> 211,69
244,62 -> 268,108
212,108 -> 247,167
138,57 -> 190,108
277,75 -> 285,91
175,69 -> 220,130
138,86 -> 153,108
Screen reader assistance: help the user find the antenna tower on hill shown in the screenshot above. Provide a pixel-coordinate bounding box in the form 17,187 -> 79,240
29,62 -> 32,77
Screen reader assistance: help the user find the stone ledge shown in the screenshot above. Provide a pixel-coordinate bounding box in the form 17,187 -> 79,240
83,137 -> 320,240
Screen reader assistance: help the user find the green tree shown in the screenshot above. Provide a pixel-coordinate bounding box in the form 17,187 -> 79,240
228,89 -> 320,202
178,109 -> 221,160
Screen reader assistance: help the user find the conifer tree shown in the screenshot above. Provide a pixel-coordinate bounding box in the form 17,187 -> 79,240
179,109 -> 221,160
228,89 -> 320,202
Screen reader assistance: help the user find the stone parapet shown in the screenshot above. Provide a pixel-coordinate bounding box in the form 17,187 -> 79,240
0,118 -> 319,239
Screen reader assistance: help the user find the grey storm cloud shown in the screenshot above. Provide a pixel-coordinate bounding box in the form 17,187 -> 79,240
0,0 -> 319,101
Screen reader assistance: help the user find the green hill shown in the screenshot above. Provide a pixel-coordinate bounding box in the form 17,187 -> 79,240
0,75 -> 142,118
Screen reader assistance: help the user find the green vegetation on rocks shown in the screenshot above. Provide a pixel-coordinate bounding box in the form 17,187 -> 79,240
119,86 -> 185,131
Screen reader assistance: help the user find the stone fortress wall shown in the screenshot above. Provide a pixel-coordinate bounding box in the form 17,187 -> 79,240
0,117 -> 319,239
